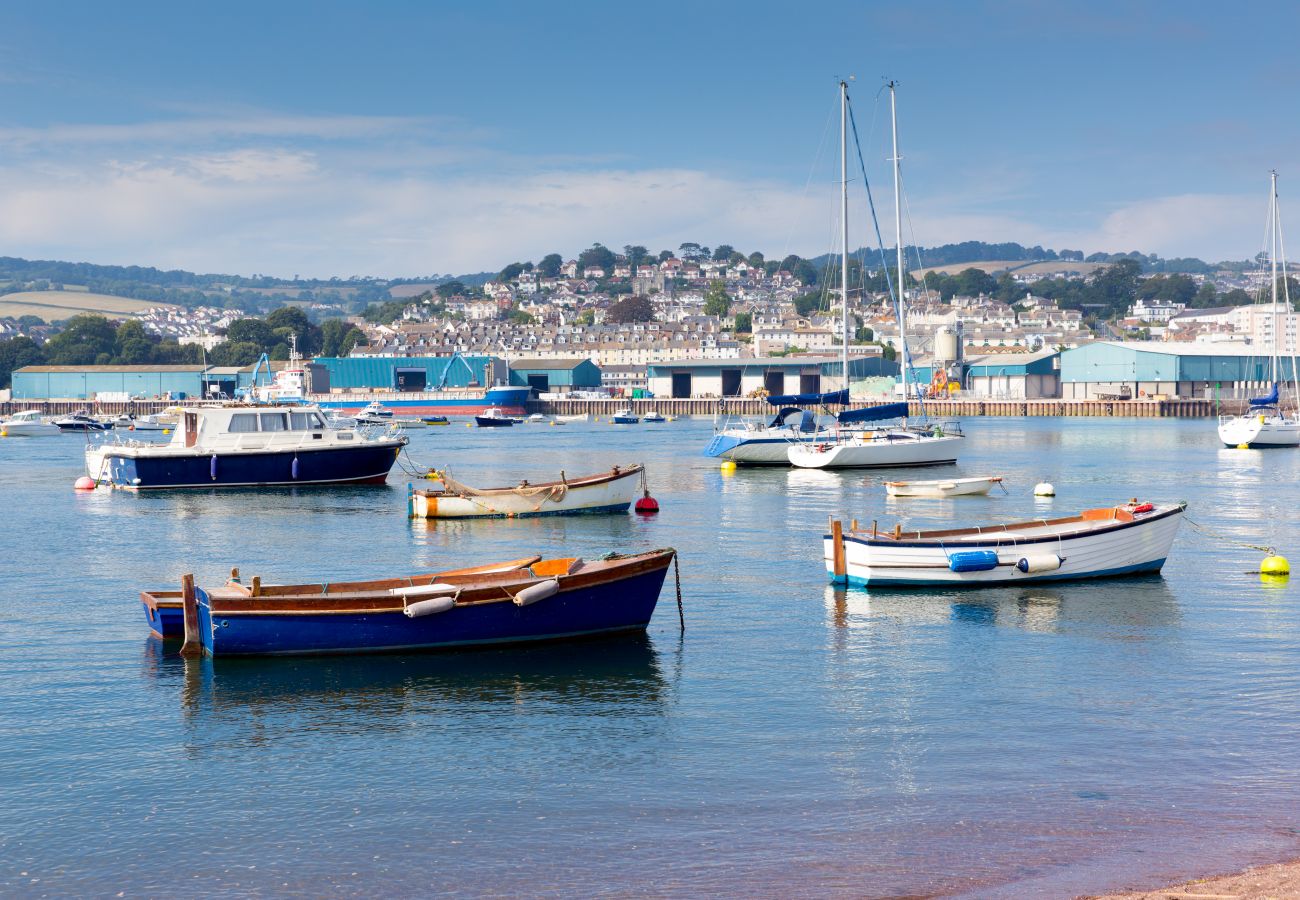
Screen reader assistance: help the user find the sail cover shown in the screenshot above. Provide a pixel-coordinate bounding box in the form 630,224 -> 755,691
765,389 -> 849,407
836,402 -> 909,424
1249,383 -> 1279,407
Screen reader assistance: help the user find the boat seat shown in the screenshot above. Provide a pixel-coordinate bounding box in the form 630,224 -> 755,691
1081,507 -> 1134,523
530,557 -> 584,577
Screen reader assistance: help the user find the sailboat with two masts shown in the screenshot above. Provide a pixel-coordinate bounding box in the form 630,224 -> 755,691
787,79 -> 962,469
1217,170 -> 1300,448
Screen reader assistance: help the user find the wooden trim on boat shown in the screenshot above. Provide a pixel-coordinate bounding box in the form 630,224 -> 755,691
841,503 -> 1185,549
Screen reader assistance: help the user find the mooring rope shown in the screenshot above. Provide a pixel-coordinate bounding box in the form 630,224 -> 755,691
1182,514 -> 1276,556
672,550 -> 684,633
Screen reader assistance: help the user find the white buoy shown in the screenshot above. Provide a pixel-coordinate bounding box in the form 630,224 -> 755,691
1033,482 -> 1055,497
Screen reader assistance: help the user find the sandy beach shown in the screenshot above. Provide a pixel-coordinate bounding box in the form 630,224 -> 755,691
1088,858 -> 1300,899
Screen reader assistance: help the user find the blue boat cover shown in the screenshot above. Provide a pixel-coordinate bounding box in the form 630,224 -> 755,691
1250,383 -> 1279,407
836,402 -> 909,424
766,389 -> 849,407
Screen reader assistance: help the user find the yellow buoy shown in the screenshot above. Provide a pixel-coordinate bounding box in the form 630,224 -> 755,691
720,460 -> 737,474
466,423 -> 473,428
1260,555 -> 1290,576
0,430 -> 7,438
1237,443 -> 1250,450
162,429 -> 171,435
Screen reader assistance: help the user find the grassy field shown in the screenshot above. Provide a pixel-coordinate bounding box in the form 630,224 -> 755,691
0,290 -> 166,322
912,260 -> 1109,279
912,260 -> 1025,277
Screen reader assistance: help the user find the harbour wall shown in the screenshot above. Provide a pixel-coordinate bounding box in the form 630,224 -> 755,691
3,396 -> 1231,418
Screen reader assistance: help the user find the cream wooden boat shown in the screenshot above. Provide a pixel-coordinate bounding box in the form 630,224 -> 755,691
411,464 -> 643,518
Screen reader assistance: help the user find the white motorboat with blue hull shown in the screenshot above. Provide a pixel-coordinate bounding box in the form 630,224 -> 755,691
823,500 -> 1185,588
86,406 -> 406,490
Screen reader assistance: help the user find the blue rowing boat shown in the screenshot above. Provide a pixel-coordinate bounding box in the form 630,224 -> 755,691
164,549 -> 677,656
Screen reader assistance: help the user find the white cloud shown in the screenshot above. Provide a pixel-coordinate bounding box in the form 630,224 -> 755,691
0,118 -> 1287,277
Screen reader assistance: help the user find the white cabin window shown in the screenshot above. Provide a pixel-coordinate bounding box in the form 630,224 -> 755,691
290,412 -> 319,431
229,414 -> 259,433
259,413 -> 288,432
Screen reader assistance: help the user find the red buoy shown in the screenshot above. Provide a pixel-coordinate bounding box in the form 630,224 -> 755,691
635,494 -> 659,514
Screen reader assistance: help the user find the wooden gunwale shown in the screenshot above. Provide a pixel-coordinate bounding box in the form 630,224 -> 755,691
414,464 -> 642,499
203,550 -> 674,616
844,504 -> 1183,546
141,589 -> 182,609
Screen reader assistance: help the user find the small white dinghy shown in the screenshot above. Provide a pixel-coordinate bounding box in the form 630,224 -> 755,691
554,413 -> 589,424
885,476 -> 1003,498
410,463 -> 643,519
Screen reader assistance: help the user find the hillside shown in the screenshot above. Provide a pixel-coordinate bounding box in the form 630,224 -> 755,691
0,290 -> 166,321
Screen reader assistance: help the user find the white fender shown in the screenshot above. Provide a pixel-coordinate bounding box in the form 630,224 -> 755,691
513,579 -> 559,607
1017,554 -> 1063,574
404,595 -> 456,617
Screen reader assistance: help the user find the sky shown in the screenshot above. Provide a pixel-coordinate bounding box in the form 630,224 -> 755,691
0,0 -> 1297,279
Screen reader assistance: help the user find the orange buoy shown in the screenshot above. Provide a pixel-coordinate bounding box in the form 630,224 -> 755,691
74,476 -> 96,490
634,493 -> 659,514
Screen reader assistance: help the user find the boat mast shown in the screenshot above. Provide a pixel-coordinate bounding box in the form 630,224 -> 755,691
840,79 -> 850,394
889,81 -> 907,405
1270,170 -> 1279,386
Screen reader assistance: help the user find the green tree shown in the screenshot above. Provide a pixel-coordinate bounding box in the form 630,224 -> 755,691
265,306 -> 321,353
16,314 -> 44,328
435,280 -> 466,299
575,310 -> 595,325
712,244 -> 734,262
42,314 -> 118,364
338,326 -> 364,356
225,317 -> 276,349
793,292 -> 822,316
733,312 -> 752,333
623,245 -> 649,270
362,299 -> 408,323
210,340 -> 264,367
537,253 -> 564,278
657,249 -> 674,263
606,296 -> 655,323
747,252 -> 765,269
704,280 -> 730,317
499,262 -> 526,281
508,308 -> 535,324
578,243 -> 616,272
0,335 -> 45,388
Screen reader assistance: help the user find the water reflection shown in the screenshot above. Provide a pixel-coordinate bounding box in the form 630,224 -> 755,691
140,634 -> 672,744
823,575 -> 1180,638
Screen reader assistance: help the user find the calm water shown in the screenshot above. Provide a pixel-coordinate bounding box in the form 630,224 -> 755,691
2,416 -> 1298,897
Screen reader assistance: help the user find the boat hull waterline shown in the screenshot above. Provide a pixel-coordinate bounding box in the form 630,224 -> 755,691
825,502 -> 1185,587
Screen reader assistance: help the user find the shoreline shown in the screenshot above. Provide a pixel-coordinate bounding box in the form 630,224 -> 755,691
1085,857 -> 1300,899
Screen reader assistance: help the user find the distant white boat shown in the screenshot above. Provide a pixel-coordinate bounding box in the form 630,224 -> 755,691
885,476 -> 1002,498
1216,172 -> 1300,448
0,409 -> 60,436
411,464 -> 643,518
527,413 -> 547,423
643,412 -> 667,423
555,413 -> 589,424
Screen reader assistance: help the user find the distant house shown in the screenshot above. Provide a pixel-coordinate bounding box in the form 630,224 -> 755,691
583,266 -> 607,279
561,261 -> 579,278
612,264 -> 632,278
